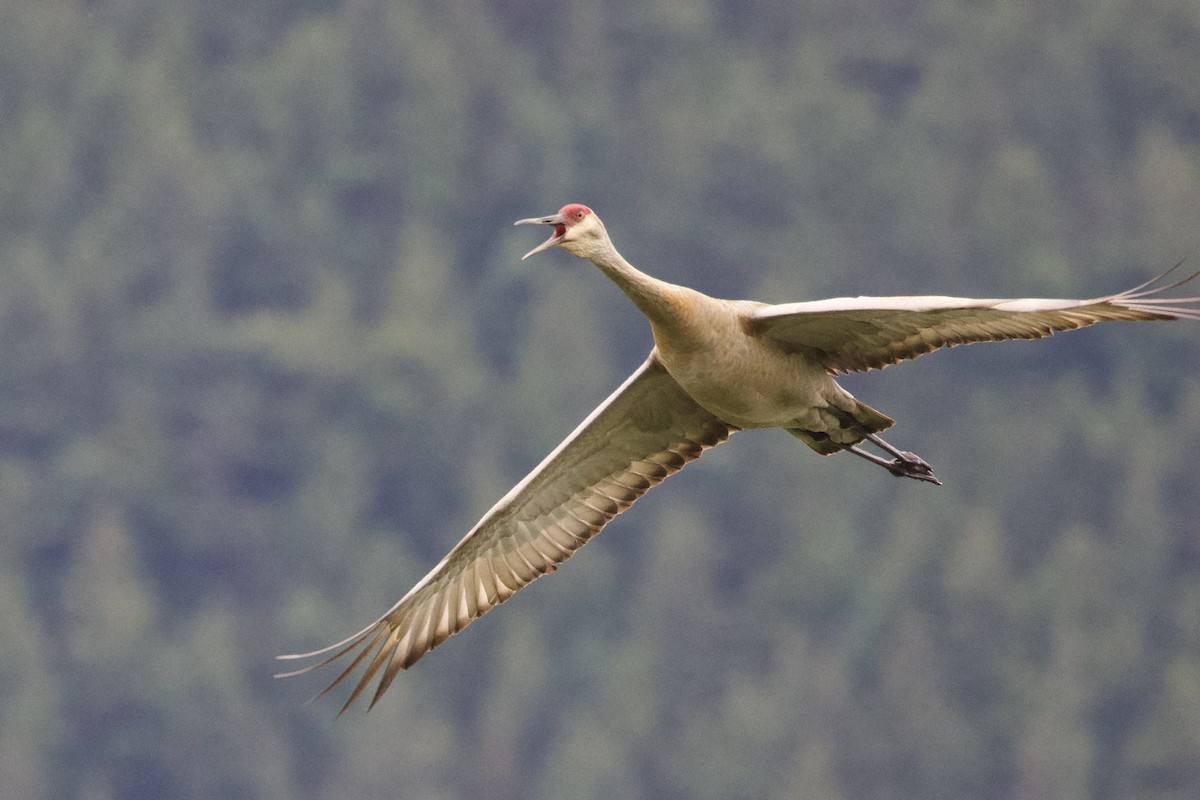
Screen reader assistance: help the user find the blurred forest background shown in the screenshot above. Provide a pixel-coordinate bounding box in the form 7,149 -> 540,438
2,1 -> 1199,798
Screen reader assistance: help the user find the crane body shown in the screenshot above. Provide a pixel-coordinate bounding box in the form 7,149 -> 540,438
280,203 -> 1199,711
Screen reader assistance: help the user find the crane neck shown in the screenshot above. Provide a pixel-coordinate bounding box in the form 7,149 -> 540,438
586,236 -> 687,325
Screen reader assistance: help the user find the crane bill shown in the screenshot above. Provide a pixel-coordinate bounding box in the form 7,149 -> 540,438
514,213 -> 567,259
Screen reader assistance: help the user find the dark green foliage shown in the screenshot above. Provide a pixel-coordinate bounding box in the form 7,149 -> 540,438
1,1 -> 1198,797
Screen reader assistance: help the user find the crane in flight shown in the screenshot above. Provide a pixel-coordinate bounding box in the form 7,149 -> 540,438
280,203 -> 1199,712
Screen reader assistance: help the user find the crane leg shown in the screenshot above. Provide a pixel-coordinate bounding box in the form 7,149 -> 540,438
846,434 -> 942,485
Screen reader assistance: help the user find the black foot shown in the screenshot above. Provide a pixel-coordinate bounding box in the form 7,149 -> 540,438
845,441 -> 943,485
883,451 -> 942,485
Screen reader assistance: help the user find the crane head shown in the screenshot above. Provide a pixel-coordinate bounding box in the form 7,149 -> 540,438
514,203 -> 600,260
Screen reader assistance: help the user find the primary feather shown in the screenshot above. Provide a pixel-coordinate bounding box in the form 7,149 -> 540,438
749,267 -> 1199,374
278,356 -> 735,712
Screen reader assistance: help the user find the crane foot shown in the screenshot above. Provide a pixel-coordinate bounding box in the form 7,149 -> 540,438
883,451 -> 942,485
845,440 -> 943,485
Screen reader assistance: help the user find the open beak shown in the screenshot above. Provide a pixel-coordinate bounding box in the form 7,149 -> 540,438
514,212 -> 567,260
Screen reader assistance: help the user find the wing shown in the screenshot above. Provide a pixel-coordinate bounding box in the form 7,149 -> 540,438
277,353 -> 736,712
748,266 -> 1200,375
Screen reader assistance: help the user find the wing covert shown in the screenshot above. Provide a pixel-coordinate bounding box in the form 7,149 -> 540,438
749,268 -> 1199,374
278,353 -> 736,711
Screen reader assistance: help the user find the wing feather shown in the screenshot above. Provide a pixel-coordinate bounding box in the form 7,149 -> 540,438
278,353 -> 736,710
750,267 -> 1200,374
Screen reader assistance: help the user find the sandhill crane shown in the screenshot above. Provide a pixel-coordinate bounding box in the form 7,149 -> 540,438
280,203 -> 1199,711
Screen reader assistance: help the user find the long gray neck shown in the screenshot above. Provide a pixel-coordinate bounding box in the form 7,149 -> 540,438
585,236 -> 682,323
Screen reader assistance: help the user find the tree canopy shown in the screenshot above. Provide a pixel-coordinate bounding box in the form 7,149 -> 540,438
1,1 -> 1198,798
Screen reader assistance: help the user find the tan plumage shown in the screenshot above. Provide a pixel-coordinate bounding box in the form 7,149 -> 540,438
749,272 -> 1200,373
279,204 -> 1198,711
278,356 -> 735,712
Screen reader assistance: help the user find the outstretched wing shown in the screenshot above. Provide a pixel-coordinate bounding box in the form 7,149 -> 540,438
278,353 -> 736,711
749,267 -> 1200,375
